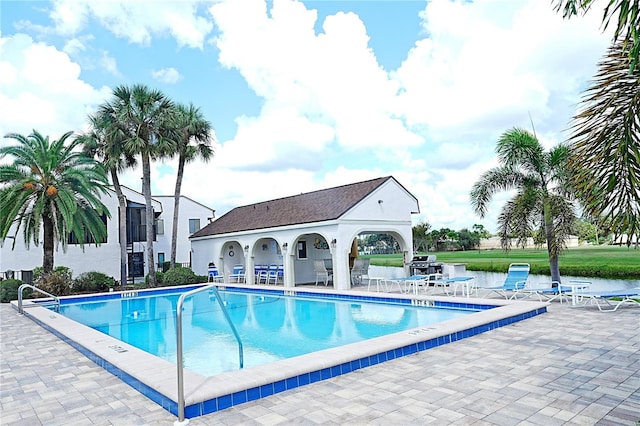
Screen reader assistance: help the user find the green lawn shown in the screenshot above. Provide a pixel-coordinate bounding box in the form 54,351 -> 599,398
366,246 -> 640,280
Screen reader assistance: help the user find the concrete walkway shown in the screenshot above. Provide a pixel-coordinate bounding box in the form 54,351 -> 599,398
1,300 -> 638,425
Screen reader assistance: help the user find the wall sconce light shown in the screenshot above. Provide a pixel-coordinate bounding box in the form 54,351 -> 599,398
331,238 -> 337,246
282,242 -> 288,250
378,199 -> 383,204
244,244 -> 249,251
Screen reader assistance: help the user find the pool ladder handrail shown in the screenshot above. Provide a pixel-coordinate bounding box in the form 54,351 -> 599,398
175,284 -> 244,425
17,284 -> 60,314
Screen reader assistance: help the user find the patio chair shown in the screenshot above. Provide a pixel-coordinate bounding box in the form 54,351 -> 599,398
314,260 -> 332,286
351,258 -> 365,286
266,264 -> 279,285
360,258 -> 371,284
566,287 -> 640,312
519,281 -> 569,303
277,264 -> 284,283
255,264 -> 268,284
479,263 -> 530,299
207,264 -> 223,283
386,275 -> 428,294
229,265 -> 246,283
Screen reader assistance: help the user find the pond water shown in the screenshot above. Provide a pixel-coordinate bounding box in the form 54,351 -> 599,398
369,266 -> 639,292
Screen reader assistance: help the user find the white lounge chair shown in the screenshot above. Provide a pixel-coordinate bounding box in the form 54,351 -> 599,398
519,281 -> 569,303
566,287 -> 640,312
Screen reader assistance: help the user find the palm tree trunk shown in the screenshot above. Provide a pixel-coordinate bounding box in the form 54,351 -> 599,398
111,170 -> 128,286
170,156 -> 186,269
43,214 -> 54,274
543,205 -> 562,283
142,154 -> 157,286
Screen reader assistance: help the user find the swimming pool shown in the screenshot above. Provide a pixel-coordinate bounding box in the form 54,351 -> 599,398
58,289 -> 477,376
16,284 -> 548,420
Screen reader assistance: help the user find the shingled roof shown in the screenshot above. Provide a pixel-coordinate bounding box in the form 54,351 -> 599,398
191,176 -> 409,238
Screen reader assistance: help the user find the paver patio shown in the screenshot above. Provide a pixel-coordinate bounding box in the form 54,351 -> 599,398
1,296 -> 638,425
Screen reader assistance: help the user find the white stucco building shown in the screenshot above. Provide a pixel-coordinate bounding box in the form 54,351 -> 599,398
0,187 -> 214,284
190,176 -> 420,290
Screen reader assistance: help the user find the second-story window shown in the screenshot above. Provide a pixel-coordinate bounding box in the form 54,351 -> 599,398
156,219 -> 164,235
189,218 -> 200,234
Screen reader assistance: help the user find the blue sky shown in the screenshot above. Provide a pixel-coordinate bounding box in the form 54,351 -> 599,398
0,0 -> 611,233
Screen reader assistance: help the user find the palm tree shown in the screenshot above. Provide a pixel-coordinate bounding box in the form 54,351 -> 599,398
169,103 -> 214,268
77,112 -> 138,285
412,221 -> 431,253
470,128 -> 576,283
567,40 -> 640,246
0,130 -> 110,274
553,0 -> 640,72
102,84 -> 176,286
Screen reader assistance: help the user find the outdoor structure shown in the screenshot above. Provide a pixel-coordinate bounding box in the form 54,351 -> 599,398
190,176 -> 420,290
0,186 -> 215,284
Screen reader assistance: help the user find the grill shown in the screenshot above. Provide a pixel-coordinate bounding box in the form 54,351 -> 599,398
408,255 -> 442,276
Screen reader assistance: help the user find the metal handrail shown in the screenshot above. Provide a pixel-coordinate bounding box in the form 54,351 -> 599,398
18,284 -> 60,314
174,285 -> 243,425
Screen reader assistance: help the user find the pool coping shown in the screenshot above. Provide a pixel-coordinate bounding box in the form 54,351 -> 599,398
13,284 -> 548,419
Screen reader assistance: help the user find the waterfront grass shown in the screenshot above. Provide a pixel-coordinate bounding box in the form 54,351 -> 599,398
367,246 -> 640,280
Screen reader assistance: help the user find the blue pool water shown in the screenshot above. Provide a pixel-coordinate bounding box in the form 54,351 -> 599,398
59,288 -> 476,376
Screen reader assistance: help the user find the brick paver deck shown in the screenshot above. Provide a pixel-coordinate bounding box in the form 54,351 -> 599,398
1,298 -> 638,425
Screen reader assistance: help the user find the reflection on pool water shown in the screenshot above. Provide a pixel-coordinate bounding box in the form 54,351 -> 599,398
59,290 -> 476,376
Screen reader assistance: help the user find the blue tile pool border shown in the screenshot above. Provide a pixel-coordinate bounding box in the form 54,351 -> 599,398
22,285 -> 547,419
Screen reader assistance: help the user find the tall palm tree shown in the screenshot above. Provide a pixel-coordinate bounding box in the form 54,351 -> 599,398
169,102 -> 214,268
102,84 -> 176,286
0,130 -> 110,274
470,128 -> 576,283
77,112 -> 138,285
567,40 -> 640,246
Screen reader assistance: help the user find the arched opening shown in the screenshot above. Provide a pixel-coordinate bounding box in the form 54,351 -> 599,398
348,231 -> 409,287
219,240 -> 246,281
291,233 -> 332,286
252,237 -> 283,284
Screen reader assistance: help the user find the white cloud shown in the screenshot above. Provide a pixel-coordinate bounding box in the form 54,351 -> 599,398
49,0 -> 214,49
151,67 -> 183,84
0,33 -> 110,141
99,50 -> 120,76
62,38 -> 86,55
210,0 -> 421,154
394,0 -> 609,136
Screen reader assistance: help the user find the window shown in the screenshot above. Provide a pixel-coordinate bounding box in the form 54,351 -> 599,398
189,218 -> 200,234
297,240 -> 307,260
158,252 -> 166,271
155,219 -> 164,235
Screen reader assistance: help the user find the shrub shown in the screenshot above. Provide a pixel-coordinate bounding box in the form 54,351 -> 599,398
0,279 -> 29,303
36,269 -> 72,296
162,267 -> 201,286
73,272 -> 117,293
145,270 -> 165,286
32,265 -> 72,283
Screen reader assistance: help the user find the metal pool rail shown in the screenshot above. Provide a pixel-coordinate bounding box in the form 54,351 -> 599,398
18,284 -> 60,314
175,285 -> 244,425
